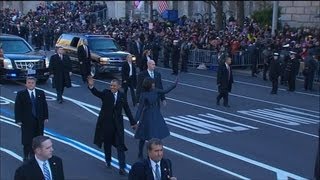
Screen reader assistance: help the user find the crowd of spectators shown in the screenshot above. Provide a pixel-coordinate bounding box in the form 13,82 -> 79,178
1,1 -> 319,80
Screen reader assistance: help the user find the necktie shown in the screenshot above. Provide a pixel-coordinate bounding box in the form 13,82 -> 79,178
43,161 -> 51,180
155,164 -> 161,180
114,93 -> 117,105
150,71 -> 154,78
31,91 -> 36,117
59,54 -> 63,60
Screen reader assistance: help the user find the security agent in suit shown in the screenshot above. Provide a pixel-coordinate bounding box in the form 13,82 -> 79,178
14,136 -> 65,180
121,54 -> 137,106
216,57 -> 234,107
77,39 -> 91,83
15,77 -> 48,161
87,76 -> 138,175
136,60 -> 166,106
129,138 -> 177,180
303,51 -> 319,91
49,46 -> 72,103
269,53 -> 282,94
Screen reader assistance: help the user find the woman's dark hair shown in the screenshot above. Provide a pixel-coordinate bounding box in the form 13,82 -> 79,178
142,77 -> 155,91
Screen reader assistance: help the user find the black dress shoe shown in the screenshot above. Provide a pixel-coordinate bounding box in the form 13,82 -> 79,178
105,162 -> 111,168
59,100 -> 63,104
224,104 -> 230,107
216,101 -> 220,106
119,168 -> 127,176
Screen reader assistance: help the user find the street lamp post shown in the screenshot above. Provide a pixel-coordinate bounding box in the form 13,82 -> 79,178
271,1 -> 279,37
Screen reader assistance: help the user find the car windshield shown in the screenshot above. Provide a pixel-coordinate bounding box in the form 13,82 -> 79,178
88,38 -> 121,51
0,39 -> 32,54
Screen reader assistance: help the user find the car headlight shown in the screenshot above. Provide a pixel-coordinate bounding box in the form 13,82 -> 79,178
100,57 -> 110,65
132,56 -> 136,61
45,57 -> 49,68
3,58 -> 13,69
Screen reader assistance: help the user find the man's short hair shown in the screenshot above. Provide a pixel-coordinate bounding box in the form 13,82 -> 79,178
32,136 -> 51,151
146,138 -> 163,151
26,76 -> 37,82
111,79 -> 121,85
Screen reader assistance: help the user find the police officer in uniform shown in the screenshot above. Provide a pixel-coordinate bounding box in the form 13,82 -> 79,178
269,53 -> 281,94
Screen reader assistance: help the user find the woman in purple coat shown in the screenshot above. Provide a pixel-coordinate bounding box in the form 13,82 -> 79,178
135,77 -> 178,159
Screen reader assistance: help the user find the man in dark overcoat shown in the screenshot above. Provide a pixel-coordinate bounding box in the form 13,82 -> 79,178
88,77 -> 137,176
121,54 -> 137,106
77,39 -> 91,83
15,77 -> 48,161
269,53 -> 282,94
49,46 -> 72,103
303,51 -> 319,91
216,56 -> 234,107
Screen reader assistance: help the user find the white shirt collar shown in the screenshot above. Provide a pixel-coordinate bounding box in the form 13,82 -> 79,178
149,159 -> 161,178
35,155 -> 52,177
27,89 -> 35,96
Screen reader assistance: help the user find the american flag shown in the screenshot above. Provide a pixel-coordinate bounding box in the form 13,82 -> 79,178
158,1 -> 168,14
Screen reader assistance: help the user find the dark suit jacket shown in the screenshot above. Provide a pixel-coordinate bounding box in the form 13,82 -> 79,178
49,53 -> 72,89
217,63 -> 234,93
14,89 -> 48,145
128,158 -> 173,180
89,87 -> 136,151
136,70 -> 165,102
77,44 -> 91,78
14,156 -> 65,180
121,62 -> 137,88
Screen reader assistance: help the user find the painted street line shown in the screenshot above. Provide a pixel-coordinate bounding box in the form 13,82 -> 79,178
238,108 -> 320,126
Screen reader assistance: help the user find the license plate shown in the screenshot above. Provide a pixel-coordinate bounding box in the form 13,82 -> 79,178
27,69 -> 36,75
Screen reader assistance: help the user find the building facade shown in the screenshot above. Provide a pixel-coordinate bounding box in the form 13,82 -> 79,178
1,1 -> 319,28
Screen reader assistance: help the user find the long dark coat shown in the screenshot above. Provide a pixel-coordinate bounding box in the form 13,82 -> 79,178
14,156 -> 65,180
217,63 -> 234,93
121,61 -> 137,88
49,54 -> 72,89
269,58 -> 281,80
14,89 -> 48,145
128,158 -> 173,180
89,87 -> 136,151
77,44 -> 91,79
134,83 -> 176,140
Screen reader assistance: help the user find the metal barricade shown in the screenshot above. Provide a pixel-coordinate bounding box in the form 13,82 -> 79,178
188,49 -> 219,70
230,51 -> 264,67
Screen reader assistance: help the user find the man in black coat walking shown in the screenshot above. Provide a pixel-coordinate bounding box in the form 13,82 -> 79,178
14,136 -> 65,180
121,54 -> 137,106
129,138 -> 177,180
269,53 -> 282,94
15,77 -> 49,161
216,57 -> 234,107
49,46 -> 72,103
88,77 -> 137,176
77,39 -> 91,83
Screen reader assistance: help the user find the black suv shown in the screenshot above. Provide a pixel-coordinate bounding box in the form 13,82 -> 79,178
55,33 -> 135,77
0,34 -> 50,83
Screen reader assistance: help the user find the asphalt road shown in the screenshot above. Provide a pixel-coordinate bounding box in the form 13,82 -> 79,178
1,63 -> 319,180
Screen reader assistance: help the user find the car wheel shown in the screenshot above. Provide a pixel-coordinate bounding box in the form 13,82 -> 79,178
90,64 -> 99,78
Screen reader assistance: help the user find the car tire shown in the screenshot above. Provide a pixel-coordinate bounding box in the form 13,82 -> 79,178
90,63 -> 99,78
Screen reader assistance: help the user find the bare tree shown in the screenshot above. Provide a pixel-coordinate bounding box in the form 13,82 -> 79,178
204,1 -> 223,31
236,1 -> 244,28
